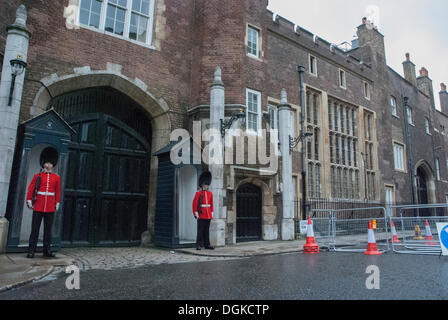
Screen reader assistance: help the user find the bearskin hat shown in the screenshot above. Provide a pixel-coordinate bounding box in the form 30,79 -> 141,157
199,171 -> 212,187
40,147 -> 59,168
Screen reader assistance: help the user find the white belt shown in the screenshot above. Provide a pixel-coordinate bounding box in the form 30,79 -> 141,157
201,204 -> 211,207
37,192 -> 55,196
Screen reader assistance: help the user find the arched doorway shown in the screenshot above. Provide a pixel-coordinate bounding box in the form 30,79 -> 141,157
236,184 -> 262,242
48,87 -> 151,246
416,166 -> 430,216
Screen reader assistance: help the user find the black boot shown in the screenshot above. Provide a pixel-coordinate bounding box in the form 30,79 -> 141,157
27,246 -> 35,259
43,249 -> 56,258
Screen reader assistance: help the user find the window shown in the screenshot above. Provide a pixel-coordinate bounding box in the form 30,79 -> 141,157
247,26 -> 259,58
328,102 -> 333,130
390,96 -> 398,117
306,90 -> 322,199
80,0 -> 102,28
246,89 -> 261,133
393,142 -> 405,171
105,0 -> 127,36
425,118 -> 431,135
129,0 -> 153,42
339,69 -> 346,89
329,97 -> 360,199
363,81 -> 371,100
309,55 -> 317,76
363,110 -> 376,199
268,105 -> 278,131
406,106 -> 413,125
436,158 -> 440,181
79,0 -> 155,45
308,163 -> 314,198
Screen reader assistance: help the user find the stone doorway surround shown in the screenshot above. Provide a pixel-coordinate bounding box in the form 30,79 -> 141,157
29,64 -> 172,244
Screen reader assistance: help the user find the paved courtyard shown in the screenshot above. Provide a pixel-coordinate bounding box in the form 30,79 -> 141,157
60,247 -> 244,271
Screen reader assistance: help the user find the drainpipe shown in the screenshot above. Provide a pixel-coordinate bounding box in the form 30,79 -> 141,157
297,66 -> 307,220
403,96 -> 416,207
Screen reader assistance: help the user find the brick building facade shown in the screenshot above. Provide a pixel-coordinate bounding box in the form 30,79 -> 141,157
0,0 -> 447,250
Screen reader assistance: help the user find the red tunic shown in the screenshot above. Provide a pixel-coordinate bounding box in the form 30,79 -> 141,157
192,190 -> 213,220
26,172 -> 61,213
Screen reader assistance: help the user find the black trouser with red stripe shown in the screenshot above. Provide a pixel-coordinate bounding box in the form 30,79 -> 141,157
196,219 -> 211,248
28,211 -> 55,253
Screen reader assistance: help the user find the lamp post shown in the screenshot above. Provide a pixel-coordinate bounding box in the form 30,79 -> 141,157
8,58 -> 27,106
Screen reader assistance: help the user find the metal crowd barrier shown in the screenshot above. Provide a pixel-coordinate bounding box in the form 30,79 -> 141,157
389,204 -> 448,256
310,207 -> 389,253
309,204 -> 448,255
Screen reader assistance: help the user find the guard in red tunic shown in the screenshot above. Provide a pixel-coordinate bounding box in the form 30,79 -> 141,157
192,171 -> 214,250
25,156 -> 61,258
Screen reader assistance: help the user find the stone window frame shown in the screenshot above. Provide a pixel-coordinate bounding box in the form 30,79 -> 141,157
246,24 -> 263,61
362,108 -> 378,200
406,106 -> 414,126
267,104 -> 278,132
363,81 -> 371,100
425,117 -> 431,135
435,158 -> 441,181
267,96 -> 299,151
246,88 -> 262,135
77,0 -> 156,49
385,184 -> 396,206
339,68 -> 347,89
392,140 -> 406,173
390,96 -> 398,118
309,54 -> 318,77
328,96 -> 361,201
306,89 -> 323,199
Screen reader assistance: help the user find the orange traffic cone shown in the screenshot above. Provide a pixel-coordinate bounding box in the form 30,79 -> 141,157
303,217 -> 320,254
365,220 -> 382,255
389,221 -> 401,243
424,220 -> 437,245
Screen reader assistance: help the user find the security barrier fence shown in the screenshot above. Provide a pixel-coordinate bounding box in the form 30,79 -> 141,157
389,204 -> 448,255
298,203 -> 448,256
310,207 -> 389,252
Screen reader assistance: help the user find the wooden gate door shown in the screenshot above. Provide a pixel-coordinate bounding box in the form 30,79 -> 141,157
62,113 -> 149,246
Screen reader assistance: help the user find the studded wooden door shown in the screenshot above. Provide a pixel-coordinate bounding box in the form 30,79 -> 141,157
62,113 -> 150,246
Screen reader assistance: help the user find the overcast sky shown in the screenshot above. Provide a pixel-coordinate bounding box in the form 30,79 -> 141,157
267,0 -> 448,111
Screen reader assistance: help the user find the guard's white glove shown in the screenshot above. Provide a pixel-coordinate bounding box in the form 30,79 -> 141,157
194,212 -> 199,219
27,200 -> 33,209
56,203 -> 60,211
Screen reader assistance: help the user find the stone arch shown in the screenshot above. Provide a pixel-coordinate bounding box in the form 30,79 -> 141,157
30,69 -> 173,243
234,177 -> 277,241
413,160 -> 436,205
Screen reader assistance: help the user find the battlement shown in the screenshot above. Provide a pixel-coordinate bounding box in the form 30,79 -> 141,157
266,9 -> 371,74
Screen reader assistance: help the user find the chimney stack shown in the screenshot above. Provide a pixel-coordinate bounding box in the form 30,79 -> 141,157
440,83 -> 448,115
417,66 -> 435,107
402,53 -> 417,86
419,67 -> 429,77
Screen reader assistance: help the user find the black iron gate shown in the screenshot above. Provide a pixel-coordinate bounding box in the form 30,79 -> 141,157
236,184 -> 262,242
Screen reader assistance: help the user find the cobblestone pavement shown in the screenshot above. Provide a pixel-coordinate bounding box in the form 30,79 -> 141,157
60,247 -> 243,271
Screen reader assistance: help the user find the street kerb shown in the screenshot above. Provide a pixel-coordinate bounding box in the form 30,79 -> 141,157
390,204 -> 448,255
